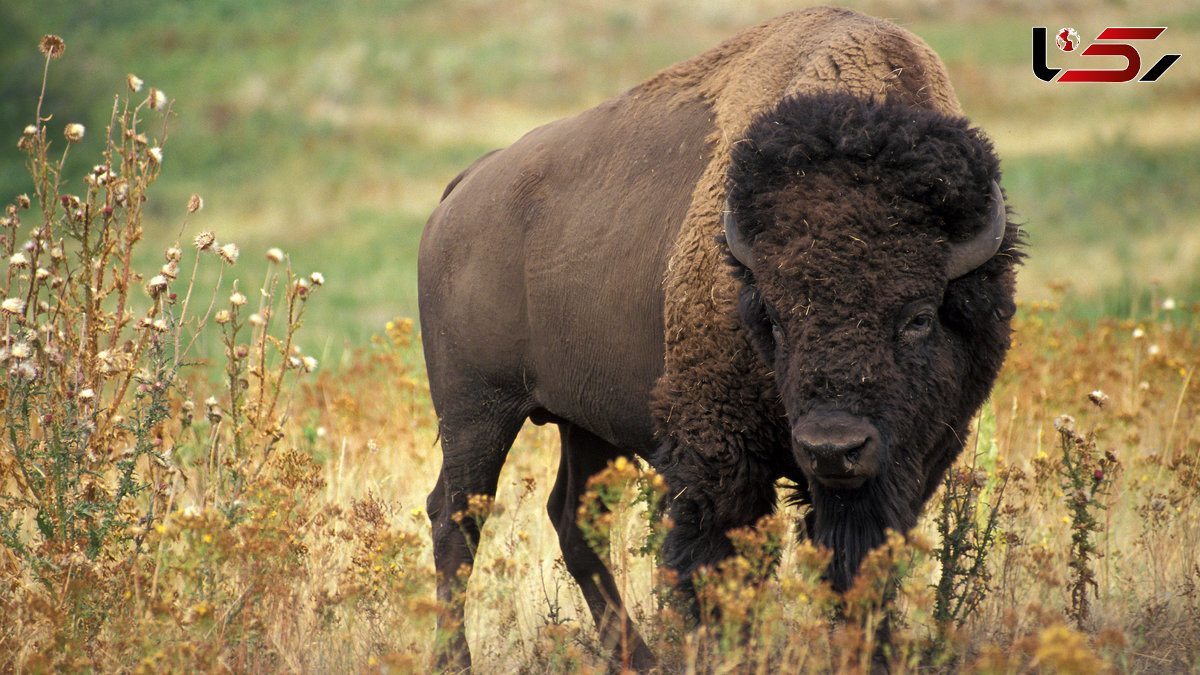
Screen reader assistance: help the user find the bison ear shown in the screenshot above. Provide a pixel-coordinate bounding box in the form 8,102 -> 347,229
946,180 -> 1006,280
723,199 -> 755,268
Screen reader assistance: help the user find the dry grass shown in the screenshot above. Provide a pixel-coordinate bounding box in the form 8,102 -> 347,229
286,300 -> 1200,673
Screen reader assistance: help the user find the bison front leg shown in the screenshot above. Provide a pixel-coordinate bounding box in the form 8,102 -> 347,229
654,438 -> 780,619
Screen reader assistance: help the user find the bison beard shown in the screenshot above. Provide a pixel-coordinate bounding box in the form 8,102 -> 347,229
810,481 -> 918,593
657,440 -> 925,597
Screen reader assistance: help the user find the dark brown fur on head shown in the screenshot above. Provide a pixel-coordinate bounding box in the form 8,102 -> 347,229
721,92 -> 1023,591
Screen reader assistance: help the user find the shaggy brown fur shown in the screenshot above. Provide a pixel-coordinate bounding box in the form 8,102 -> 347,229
417,6 -> 1020,670
654,90 -> 1020,597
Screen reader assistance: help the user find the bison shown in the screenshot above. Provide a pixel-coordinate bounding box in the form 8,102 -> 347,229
419,6 -> 1021,670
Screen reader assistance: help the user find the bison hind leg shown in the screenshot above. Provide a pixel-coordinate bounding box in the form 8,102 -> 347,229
549,423 -> 655,671
427,400 -> 527,672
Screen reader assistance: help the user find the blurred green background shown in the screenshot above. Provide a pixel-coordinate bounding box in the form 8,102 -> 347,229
3,0 -> 1198,362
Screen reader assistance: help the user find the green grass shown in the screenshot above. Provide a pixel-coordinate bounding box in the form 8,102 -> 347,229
917,14 -> 1037,68
1004,137 -> 1200,310
2,0 -> 1198,359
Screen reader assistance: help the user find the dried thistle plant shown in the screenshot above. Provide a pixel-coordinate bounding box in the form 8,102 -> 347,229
1054,411 -> 1120,630
0,34 -> 336,672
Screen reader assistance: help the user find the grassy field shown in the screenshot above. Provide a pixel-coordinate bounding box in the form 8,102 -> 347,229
1,1 -> 1198,672
3,0 -> 1199,349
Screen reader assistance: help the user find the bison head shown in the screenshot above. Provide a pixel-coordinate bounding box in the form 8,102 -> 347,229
722,93 -> 1021,591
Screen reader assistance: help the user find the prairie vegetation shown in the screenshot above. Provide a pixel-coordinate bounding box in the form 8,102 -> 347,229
1,2 -> 1198,672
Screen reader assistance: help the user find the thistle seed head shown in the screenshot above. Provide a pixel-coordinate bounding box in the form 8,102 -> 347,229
148,87 -> 168,111
147,275 -> 170,297
193,231 -> 216,251
1,297 -> 25,315
39,35 -> 66,59
217,243 -> 239,265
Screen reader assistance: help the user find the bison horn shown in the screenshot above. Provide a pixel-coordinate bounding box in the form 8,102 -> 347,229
723,200 -> 755,268
946,180 -> 1007,280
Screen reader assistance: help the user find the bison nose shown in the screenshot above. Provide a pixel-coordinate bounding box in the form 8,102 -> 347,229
792,411 -> 882,490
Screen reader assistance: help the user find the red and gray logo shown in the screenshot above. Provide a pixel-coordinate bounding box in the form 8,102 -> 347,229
1056,28 -> 1082,52
1034,26 -> 1181,82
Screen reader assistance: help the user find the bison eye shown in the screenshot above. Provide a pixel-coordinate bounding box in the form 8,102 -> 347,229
904,313 -> 934,337
764,304 -> 786,346
897,299 -> 939,342
771,321 -> 785,346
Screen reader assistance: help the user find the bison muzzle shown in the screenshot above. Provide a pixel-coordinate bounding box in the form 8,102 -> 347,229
418,6 -> 1022,671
